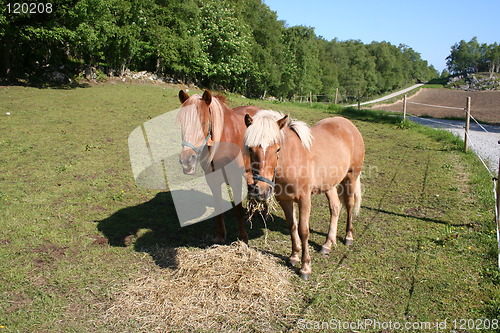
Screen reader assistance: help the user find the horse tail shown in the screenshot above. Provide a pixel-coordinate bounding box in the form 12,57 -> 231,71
353,174 -> 362,216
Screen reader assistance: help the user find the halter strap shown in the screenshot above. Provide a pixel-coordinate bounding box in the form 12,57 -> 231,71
182,133 -> 211,156
181,104 -> 215,156
253,174 -> 276,187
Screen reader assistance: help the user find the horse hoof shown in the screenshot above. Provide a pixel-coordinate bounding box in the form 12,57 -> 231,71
345,238 -> 353,246
213,236 -> 225,244
300,272 -> 311,281
289,258 -> 300,267
319,246 -> 331,255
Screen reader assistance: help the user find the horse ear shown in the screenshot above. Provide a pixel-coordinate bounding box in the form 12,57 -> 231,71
277,115 -> 288,129
245,114 -> 253,127
179,90 -> 189,104
202,90 -> 212,105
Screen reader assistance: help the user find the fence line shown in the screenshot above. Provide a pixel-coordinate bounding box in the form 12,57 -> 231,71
406,101 -> 464,110
405,94 -> 500,269
470,114 -> 494,135
493,150 -> 500,271
465,134 -> 496,178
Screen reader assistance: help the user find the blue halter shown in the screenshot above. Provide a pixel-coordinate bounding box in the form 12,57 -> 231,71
253,174 -> 276,187
182,133 -> 211,156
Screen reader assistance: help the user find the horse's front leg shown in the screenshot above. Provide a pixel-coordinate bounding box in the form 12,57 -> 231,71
298,195 -> 312,280
223,163 -> 249,244
233,202 -> 248,244
278,199 -> 301,266
207,176 -> 226,244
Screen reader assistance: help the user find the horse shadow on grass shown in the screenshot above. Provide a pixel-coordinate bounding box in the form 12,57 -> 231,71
96,190 -> 291,269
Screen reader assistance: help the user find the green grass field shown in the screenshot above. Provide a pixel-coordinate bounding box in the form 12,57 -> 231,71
1,82 -> 499,331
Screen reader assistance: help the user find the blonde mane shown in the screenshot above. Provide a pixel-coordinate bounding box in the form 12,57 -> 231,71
244,110 -> 313,151
176,94 -> 226,162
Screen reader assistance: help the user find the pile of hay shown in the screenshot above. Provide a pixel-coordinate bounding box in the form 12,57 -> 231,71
103,242 -> 301,332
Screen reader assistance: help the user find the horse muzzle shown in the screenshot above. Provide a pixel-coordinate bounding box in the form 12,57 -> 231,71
248,183 -> 274,202
179,152 -> 197,175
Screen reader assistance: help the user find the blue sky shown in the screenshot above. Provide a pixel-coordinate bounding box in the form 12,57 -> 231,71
263,0 -> 500,73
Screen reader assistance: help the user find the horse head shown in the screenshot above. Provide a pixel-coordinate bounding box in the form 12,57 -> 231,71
244,112 -> 288,201
177,90 -> 214,174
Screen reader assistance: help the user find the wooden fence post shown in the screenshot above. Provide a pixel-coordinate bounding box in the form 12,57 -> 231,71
403,94 -> 407,121
464,97 -> 471,152
496,140 -> 500,270
335,88 -> 339,105
309,91 -> 312,106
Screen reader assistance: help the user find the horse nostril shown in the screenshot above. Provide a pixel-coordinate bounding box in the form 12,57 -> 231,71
180,154 -> 197,167
248,184 -> 258,195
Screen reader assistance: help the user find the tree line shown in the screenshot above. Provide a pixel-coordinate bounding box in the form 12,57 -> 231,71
446,37 -> 500,75
1,0 -> 438,99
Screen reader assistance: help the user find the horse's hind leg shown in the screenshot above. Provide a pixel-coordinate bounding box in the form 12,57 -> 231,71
279,200 -> 301,266
341,173 -> 361,246
320,186 -> 342,255
298,196 -> 312,280
213,214 -> 226,244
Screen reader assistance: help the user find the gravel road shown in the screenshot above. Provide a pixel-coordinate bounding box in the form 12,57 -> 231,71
347,83 -> 425,107
409,116 -> 500,176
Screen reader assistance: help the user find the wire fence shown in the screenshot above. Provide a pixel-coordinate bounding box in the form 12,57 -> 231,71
407,101 -> 464,110
405,95 -> 500,269
284,91 -> 361,104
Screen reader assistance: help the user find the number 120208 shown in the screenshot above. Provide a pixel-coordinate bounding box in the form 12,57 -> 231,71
7,3 -> 53,14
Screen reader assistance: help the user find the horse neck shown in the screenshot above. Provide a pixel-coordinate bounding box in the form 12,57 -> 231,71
207,98 -> 228,144
278,126 -> 309,169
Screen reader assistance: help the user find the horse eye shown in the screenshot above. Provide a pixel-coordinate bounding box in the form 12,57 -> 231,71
276,147 -> 281,153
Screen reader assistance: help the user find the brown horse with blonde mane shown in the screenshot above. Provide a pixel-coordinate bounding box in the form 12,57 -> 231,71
177,90 -> 260,243
244,110 -> 365,279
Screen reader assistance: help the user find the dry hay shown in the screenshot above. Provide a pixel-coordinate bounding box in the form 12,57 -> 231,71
246,196 -> 279,224
103,241 -> 301,332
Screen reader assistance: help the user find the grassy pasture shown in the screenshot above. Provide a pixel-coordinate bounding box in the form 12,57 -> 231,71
0,83 -> 498,331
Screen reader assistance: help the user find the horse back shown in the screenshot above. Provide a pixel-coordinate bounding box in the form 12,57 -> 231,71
219,105 -> 261,147
310,117 -> 365,177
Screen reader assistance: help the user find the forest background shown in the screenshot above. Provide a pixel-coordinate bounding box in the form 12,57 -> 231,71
2,0 -> 500,99
1,0 -> 440,100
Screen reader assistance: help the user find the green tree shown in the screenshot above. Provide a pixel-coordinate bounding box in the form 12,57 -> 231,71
0,0 -> 76,77
280,25 -> 322,99
447,37 -> 482,74
317,38 -> 340,100
191,0 -> 252,90
485,42 -> 500,74
145,0 -> 200,79
225,0 -> 286,97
